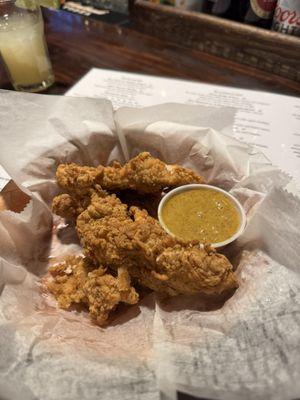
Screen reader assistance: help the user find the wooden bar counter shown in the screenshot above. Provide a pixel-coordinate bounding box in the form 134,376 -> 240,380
0,8 -> 300,96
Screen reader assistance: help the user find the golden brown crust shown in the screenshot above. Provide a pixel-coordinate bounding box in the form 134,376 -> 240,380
52,194 -> 88,219
47,256 -> 93,309
56,152 -> 205,196
56,164 -> 103,192
47,256 -> 138,325
84,267 -> 138,325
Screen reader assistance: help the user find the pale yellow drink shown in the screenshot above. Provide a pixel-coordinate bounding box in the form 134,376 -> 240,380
0,11 -> 54,92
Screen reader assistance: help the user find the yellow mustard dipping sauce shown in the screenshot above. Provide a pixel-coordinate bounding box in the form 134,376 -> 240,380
161,188 -> 240,244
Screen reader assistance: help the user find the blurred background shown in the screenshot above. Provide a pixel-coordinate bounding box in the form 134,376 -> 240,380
0,0 -> 299,95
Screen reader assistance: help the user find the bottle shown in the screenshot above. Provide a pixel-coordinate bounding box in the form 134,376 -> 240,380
200,0 -> 239,20
238,0 -> 278,29
271,0 -> 300,36
0,0 -> 55,92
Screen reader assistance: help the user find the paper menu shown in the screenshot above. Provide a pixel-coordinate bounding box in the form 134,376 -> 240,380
66,68 -> 300,183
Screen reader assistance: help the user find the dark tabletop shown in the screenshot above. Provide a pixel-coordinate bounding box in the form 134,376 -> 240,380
1,8 -> 300,96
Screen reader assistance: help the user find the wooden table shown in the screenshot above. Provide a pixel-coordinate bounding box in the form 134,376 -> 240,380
1,8 -> 300,96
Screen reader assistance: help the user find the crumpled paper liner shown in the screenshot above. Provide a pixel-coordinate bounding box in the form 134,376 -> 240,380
0,91 -> 299,400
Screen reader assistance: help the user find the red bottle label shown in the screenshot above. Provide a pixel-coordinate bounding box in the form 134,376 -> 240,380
251,0 -> 277,19
272,1 -> 300,36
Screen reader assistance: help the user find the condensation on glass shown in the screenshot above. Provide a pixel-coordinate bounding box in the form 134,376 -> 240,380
0,0 -> 54,92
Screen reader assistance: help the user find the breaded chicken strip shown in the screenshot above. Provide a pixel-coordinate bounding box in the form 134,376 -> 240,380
47,256 -> 138,325
56,152 -> 204,195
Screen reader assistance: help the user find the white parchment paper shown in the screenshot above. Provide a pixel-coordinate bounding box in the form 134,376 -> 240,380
0,91 -> 299,400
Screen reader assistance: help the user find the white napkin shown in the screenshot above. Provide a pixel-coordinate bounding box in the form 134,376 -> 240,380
0,91 -> 299,400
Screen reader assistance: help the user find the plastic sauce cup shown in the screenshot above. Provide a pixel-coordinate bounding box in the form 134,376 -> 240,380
158,184 -> 247,248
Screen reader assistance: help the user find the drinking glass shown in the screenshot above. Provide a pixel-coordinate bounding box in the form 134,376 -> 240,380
0,0 -> 55,92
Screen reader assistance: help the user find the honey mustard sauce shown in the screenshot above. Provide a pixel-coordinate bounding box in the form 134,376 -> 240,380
161,188 -> 240,244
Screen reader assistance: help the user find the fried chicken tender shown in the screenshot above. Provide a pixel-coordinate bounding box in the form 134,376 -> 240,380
47,256 -> 138,325
71,190 -> 237,297
47,255 -> 92,308
56,152 -> 205,195
52,193 -> 91,219
85,266 -> 138,325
